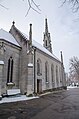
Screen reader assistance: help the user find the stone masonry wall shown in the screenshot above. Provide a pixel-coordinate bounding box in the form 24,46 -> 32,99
0,41 -> 21,94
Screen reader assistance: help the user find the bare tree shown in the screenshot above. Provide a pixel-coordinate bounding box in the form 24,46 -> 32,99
0,0 -> 8,10
25,0 -> 41,17
62,0 -> 79,12
0,0 -> 41,16
69,56 -> 79,81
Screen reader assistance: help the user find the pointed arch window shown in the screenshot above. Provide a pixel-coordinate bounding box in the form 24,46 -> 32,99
37,59 -> 42,75
51,64 -> 54,82
46,40 -> 47,46
59,67 -> 62,82
7,56 -> 14,83
56,66 -> 59,86
45,61 -> 49,82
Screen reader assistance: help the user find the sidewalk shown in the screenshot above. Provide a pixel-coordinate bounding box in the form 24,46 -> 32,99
0,95 -> 39,104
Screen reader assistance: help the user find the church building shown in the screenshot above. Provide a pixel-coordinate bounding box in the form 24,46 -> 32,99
0,19 -> 66,98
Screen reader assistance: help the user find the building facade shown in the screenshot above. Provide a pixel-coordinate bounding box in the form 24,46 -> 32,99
0,19 -> 66,98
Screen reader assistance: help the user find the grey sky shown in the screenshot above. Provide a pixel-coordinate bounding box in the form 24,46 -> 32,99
0,0 -> 79,73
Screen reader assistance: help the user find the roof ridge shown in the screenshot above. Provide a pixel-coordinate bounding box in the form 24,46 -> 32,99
13,25 -> 28,41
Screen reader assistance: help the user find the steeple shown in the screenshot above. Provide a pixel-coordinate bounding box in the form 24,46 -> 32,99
43,18 -> 52,53
45,18 -> 48,35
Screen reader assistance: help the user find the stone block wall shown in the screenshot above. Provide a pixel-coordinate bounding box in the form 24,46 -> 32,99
35,49 -> 63,93
0,41 -> 21,94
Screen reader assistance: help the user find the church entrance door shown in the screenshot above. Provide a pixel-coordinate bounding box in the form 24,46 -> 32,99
37,79 -> 42,93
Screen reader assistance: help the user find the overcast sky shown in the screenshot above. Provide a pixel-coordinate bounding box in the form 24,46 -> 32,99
0,0 -> 79,73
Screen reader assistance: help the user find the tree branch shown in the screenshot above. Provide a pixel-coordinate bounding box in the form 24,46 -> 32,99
0,3 -> 8,10
61,0 -> 79,12
25,0 -> 41,17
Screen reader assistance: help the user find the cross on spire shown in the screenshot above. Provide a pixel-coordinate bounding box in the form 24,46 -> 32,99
12,21 -> 15,26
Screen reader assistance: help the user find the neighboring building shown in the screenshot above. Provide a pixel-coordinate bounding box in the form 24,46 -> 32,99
0,19 -> 66,98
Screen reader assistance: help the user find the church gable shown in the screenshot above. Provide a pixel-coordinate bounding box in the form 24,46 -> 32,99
0,28 -> 20,47
9,22 -> 29,50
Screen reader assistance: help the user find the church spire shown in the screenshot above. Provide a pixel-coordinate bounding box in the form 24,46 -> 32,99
45,18 -> 48,35
43,18 -> 52,53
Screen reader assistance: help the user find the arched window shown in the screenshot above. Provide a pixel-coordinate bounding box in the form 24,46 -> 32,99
59,67 -> 62,82
51,64 -> 54,82
56,66 -> 59,86
37,59 -> 42,75
45,61 -> 49,82
7,56 -> 14,83
46,40 -> 47,46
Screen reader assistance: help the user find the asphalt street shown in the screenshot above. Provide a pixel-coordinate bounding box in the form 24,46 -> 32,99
0,87 -> 79,119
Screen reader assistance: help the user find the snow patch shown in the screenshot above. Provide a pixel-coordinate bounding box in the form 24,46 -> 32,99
0,61 -> 4,64
28,63 -> 33,67
7,89 -> 20,95
0,29 -> 20,47
32,40 -> 60,61
0,95 -> 39,104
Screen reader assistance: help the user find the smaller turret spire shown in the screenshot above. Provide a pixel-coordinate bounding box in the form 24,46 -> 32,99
60,51 -> 63,64
29,24 -> 32,41
29,24 -> 32,48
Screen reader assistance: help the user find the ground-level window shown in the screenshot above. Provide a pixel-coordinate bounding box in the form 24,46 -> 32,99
7,56 -> 13,83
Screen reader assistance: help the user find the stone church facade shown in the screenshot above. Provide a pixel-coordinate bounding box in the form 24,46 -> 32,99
0,19 -> 66,98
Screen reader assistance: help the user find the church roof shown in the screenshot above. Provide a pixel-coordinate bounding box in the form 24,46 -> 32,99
13,26 -> 60,62
32,40 -> 60,62
0,29 -> 20,47
0,27 -> 60,62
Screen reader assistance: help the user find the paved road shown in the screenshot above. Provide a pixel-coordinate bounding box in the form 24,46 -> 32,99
0,88 -> 79,119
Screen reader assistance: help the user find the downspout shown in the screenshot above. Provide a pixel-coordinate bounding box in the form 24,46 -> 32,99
33,47 -> 36,94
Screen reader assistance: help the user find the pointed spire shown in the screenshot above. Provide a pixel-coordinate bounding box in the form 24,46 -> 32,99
29,24 -> 32,41
45,18 -> 48,35
43,18 -> 53,53
29,24 -> 32,48
60,51 -> 63,64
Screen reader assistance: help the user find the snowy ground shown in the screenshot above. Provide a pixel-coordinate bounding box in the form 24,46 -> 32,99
0,95 -> 39,104
1,86 -> 78,104
67,86 -> 79,90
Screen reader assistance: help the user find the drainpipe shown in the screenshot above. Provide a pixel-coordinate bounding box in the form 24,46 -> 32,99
33,47 -> 36,94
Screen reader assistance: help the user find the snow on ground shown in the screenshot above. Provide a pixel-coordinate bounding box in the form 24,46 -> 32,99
0,95 -> 39,104
67,86 -> 79,90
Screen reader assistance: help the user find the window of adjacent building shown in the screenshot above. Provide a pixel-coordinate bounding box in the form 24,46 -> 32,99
37,58 -> 42,75
7,56 -> 14,83
51,64 -> 54,82
45,61 -> 49,82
